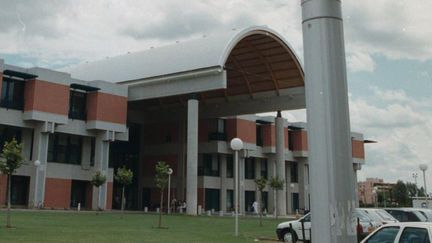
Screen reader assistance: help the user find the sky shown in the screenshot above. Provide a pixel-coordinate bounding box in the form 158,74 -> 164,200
0,0 -> 431,189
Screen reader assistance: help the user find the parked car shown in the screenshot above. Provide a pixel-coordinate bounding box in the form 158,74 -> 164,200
411,208 -> 432,222
385,208 -> 428,222
361,222 -> 432,243
358,208 -> 398,225
276,209 -> 380,242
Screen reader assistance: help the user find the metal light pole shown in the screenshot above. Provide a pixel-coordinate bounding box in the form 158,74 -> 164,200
420,164 -> 428,197
230,138 -> 243,237
34,160 -> 41,208
413,173 -> 419,197
301,0 -> 356,242
167,168 -> 173,214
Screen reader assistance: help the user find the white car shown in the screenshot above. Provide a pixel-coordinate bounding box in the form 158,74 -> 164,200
276,210 -> 379,242
361,222 -> 432,243
358,208 -> 398,225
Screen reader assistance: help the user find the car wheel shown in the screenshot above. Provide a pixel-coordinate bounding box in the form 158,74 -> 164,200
282,230 -> 297,243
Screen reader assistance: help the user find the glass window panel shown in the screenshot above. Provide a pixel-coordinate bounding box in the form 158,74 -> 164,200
365,226 -> 400,243
399,227 -> 430,243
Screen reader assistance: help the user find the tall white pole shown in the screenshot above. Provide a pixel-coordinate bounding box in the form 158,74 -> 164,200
234,150 -> 239,236
301,0 -> 356,242
231,138 -> 243,237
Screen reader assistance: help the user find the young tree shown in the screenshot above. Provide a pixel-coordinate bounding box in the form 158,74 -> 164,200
155,161 -> 170,228
91,171 -> 106,211
254,177 -> 267,226
269,176 -> 284,219
0,138 -> 24,228
114,166 -> 133,214
392,180 -> 410,207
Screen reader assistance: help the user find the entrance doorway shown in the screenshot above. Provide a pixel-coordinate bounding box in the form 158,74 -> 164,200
11,175 -> 29,206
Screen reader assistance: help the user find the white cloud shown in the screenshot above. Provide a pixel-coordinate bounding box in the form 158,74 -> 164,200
350,88 -> 432,187
347,51 -> 376,73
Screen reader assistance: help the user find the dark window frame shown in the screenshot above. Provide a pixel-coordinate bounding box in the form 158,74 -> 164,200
48,133 -> 83,165
0,77 -> 25,110
68,90 -> 87,120
245,157 -> 255,180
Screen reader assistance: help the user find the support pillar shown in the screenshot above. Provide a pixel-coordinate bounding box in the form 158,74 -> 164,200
353,163 -> 361,207
186,98 -> 198,215
220,154 -> 227,213
297,159 -> 307,212
301,0 -> 357,241
92,131 -> 111,210
286,162 -> 292,214
268,155 -> 276,214
32,123 -> 50,208
275,111 -> 287,216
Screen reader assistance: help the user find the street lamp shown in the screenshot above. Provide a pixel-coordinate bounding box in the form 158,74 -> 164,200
167,168 -> 173,214
230,138 -> 243,237
413,173 -> 419,197
34,160 -> 41,208
420,164 -> 428,197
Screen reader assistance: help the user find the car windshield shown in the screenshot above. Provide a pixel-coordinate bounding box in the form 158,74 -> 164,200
358,209 -> 380,223
375,210 -> 396,221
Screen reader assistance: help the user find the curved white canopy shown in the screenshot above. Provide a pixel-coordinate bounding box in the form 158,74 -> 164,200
69,26 -> 303,84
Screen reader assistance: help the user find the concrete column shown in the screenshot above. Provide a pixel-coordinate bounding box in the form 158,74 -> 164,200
286,162 -> 292,214
297,159 -> 308,212
353,163 -> 361,207
32,123 -> 50,208
275,112 -> 287,216
268,155 -> 276,214
81,137 -> 92,170
302,0 -> 356,241
239,156 -> 245,214
255,158 -> 261,211
220,154 -> 227,213
176,111 -> 187,201
186,98 -> 198,215
92,131 -> 110,210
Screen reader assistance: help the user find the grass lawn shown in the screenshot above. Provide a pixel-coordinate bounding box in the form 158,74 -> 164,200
0,210 -> 287,242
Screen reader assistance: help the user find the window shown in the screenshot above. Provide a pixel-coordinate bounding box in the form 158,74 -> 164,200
399,227 -> 430,243
208,119 -> 226,141
0,77 -> 25,110
226,155 -> 233,178
288,130 -> 296,150
69,91 -> 87,120
48,133 -> 83,165
245,157 -> 255,179
0,125 -> 22,150
365,226 -> 399,243
260,159 -> 268,178
199,154 -> 220,177
290,162 -> 298,183
256,125 -> 263,146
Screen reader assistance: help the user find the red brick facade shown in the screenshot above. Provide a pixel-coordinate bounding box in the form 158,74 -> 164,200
24,79 -> 70,115
44,178 -> 72,209
87,92 -> 127,125
290,130 -> 308,151
352,140 -> 365,159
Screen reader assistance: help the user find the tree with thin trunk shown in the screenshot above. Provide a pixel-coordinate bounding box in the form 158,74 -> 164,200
0,138 -> 24,228
155,161 -> 170,229
269,176 -> 284,219
254,177 -> 267,226
91,171 -> 106,212
114,166 -> 133,215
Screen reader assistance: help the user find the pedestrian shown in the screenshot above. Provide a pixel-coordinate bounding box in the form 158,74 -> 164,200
252,200 -> 259,215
